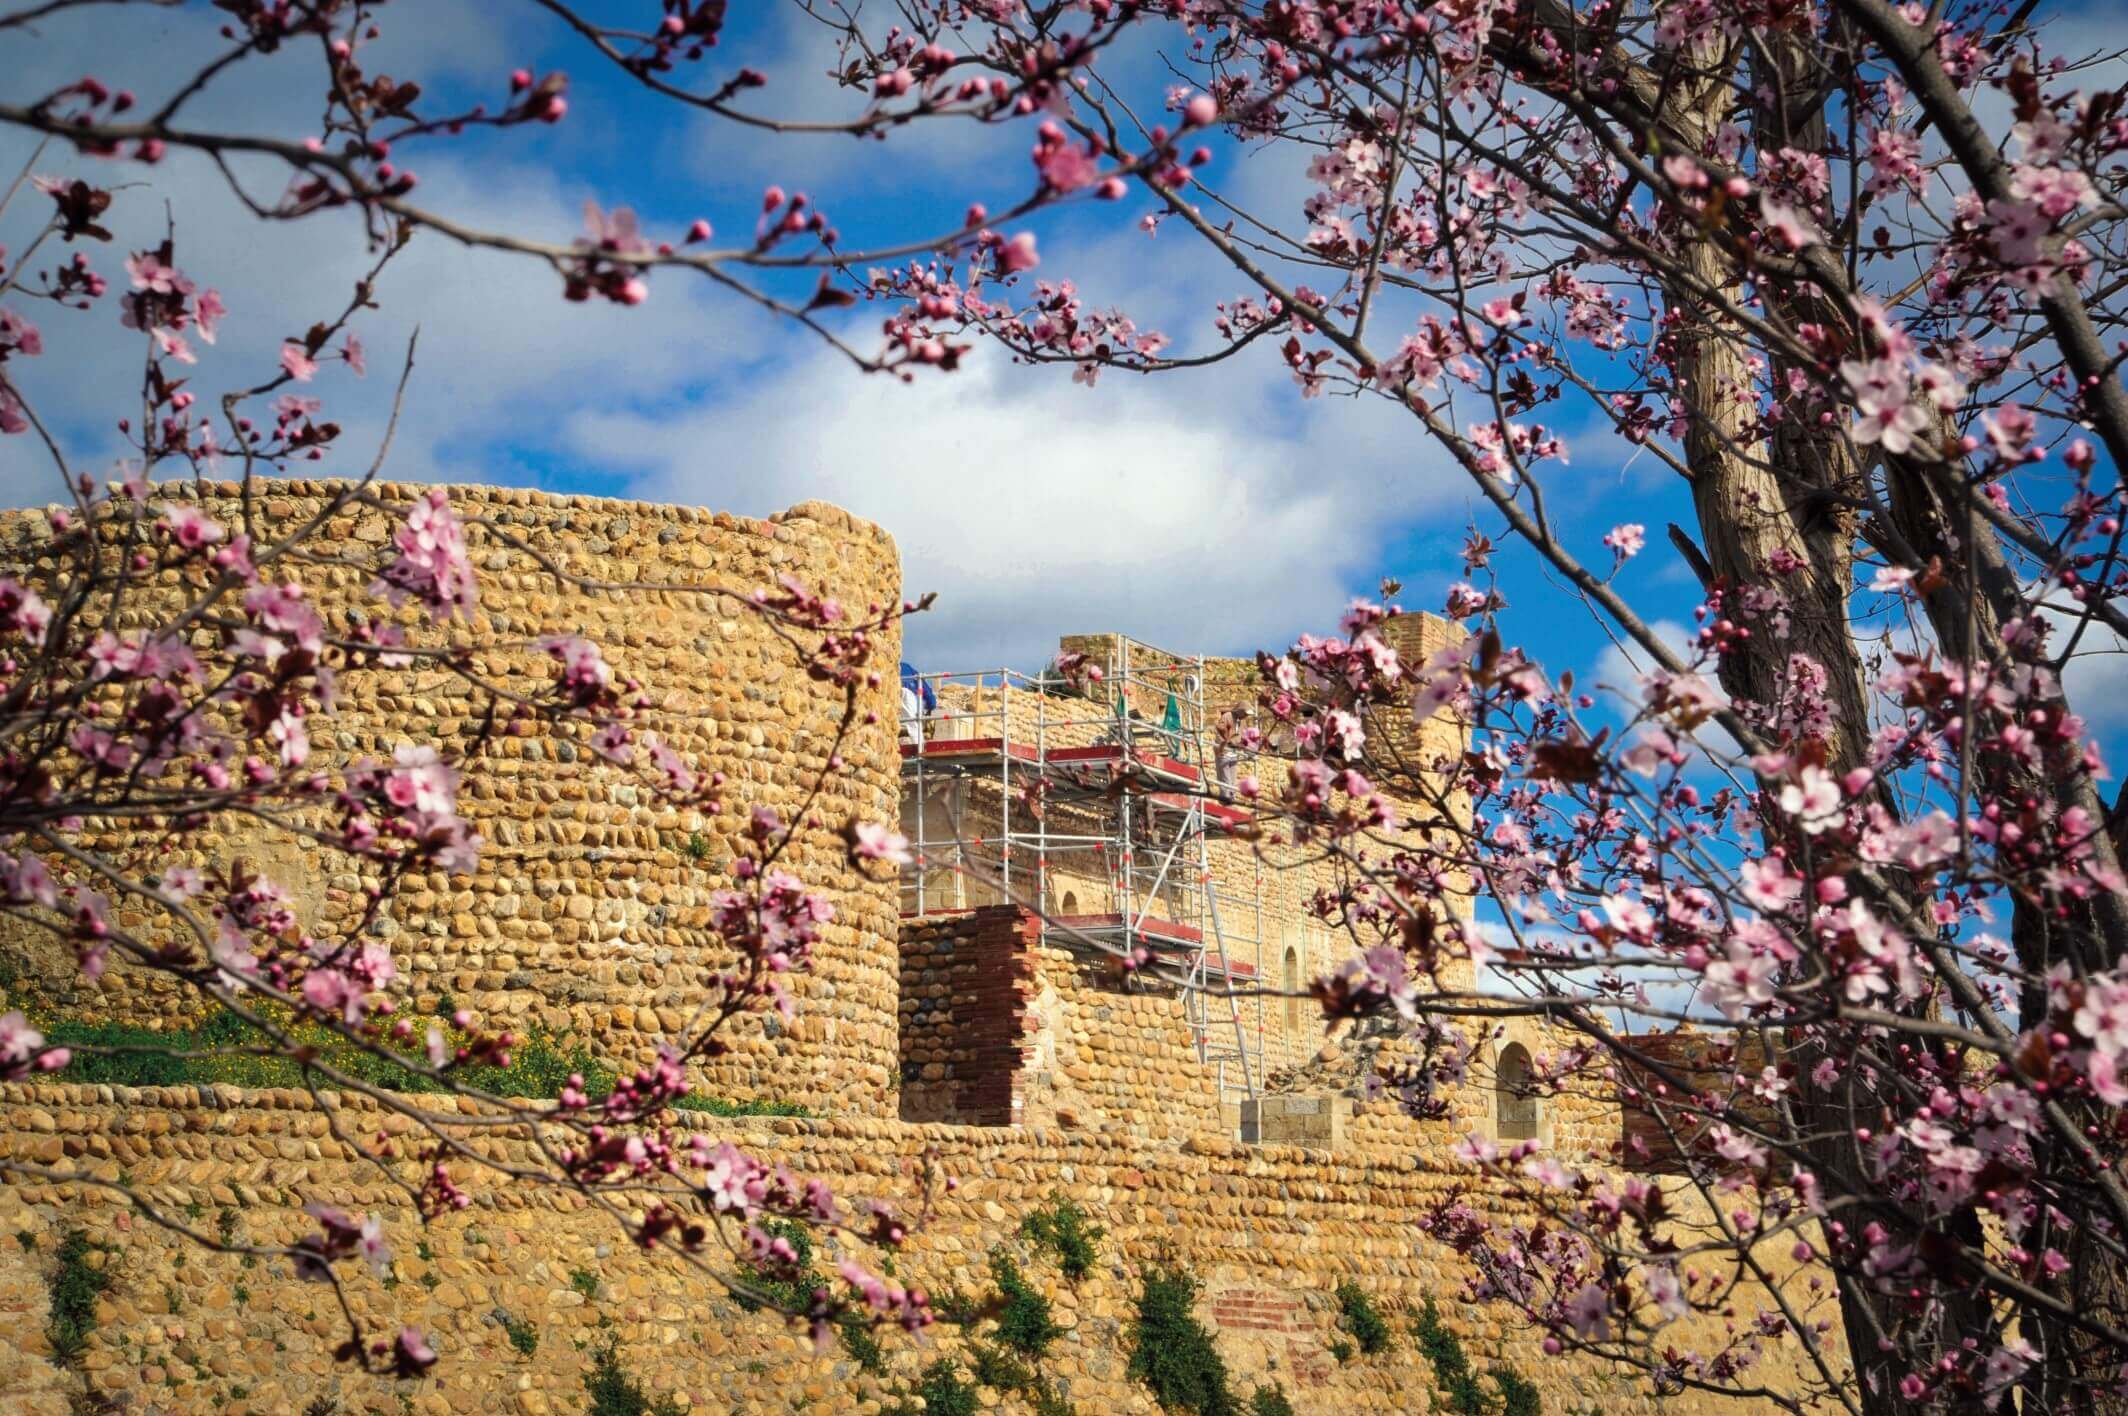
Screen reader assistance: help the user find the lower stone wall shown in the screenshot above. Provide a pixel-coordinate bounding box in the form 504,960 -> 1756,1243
0,1084 -> 1842,1415
1016,938 -> 1236,1142
898,906 -> 1236,1141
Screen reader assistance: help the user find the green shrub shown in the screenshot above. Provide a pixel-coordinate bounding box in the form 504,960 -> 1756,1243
583,1337 -> 684,1416
915,1359 -> 979,1416
1335,1280 -> 1393,1356
731,1217 -> 822,1314
1019,1195 -> 1105,1281
570,1266 -> 600,1300
672,1094 -> 811,1117
1127,1259 -> 1236,1416
963,1336 -> 1072,1413
1249,1385 -> 1296,1416
47,1228 -> 111,1367
1496,1364 -> 1543,1416
837,1310 -> 886,1374
1413,1296 -> 1488,1416
499,1310 -> 539,1357
969,1339 -> 1036,1390
1328,1337 -> 1355,1364
932,1285 -> 983,1325
36,1004 -> 613,1100
991,1251 -> 1061,1356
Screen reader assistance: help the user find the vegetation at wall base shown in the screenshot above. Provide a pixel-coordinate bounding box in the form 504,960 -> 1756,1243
47,1228 -> 112,1368
1496,1365 -> 1542,1416
671,1094 -> 812,1117
1413,1295 -> 1541,1415
20,1001 -> 614,1100
907,1358 -> 979,1416
838,1310 -> 887,1374
1019,1195 -> 1105,1281
1335,1280 -> 1393,1355
499,1309 -> 540,1357
1249,1384 -> 1297,1416
1127,1257 -> 1237,1416
583,1337 -> 684,1416
990,1250 -> 1062,1356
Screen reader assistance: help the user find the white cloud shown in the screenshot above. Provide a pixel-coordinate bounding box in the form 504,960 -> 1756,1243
568,344 -> 1466,670
1589,618 -> 1699,698
0,1 -> 1484,680
2043,598 -> 2128,731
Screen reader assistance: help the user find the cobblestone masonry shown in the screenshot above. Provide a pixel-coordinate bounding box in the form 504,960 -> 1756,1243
0,481 -> 907,1115
0,486 -> 1845,1412
0,1084 -> 1843,1415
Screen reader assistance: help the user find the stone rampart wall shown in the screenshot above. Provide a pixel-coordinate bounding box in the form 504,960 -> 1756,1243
0,1083 -> 1842,1415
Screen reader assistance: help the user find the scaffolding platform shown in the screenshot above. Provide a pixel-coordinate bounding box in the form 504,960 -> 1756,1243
898,637 -> 1267,1101
899,738 -> 1254,830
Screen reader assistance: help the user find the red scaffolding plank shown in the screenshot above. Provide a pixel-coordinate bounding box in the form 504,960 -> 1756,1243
899,737 -> 1041,764
1148,792 -> 1253,829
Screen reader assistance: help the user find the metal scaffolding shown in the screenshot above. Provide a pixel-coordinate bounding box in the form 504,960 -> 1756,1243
899,636 -> 1264,1102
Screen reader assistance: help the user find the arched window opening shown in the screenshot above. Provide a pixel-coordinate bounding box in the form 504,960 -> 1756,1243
1283,947 -> 1301,1033
1497,1043 -> 1539,1140
1060,891 -> 1078,916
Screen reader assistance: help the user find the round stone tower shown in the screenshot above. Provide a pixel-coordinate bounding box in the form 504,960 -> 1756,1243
0,480 -> 904,1116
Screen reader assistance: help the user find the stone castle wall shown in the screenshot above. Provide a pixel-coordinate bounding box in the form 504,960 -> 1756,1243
0,1083 -> 1842,1416
0,480 -> 906,1115
0,486 -> 1846,1412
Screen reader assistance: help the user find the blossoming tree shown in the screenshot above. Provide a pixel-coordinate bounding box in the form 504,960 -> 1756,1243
6,0 -> 2128,1411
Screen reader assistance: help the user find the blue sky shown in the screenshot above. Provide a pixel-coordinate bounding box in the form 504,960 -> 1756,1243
1,0 -> 2120,753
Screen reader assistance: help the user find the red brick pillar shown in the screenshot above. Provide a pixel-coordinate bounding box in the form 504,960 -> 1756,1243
951,905 -> 1040,1125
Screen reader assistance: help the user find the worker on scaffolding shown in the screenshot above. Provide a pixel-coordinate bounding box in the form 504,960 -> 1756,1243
898,660 -> 935,743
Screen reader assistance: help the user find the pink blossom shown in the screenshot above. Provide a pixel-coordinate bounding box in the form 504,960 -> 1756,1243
1035,141 -> 1100,193
372,489 -> 479,622
996,232 -> 1040,274
1758,194 -> 1820,251
0,306 -> 42,357
393,1327 -> 437,1375
1602,523 -> 1645,560
210,917 -> 259,986
1564,1283 -> 1610,1340
244,581 -> 324,653
161,503 -> 225,550
0,578 -> 52,644
1639,1265 -> 1687,1321
124,250 -> 188,294
700,1141 -> 767,1216
0,1010 -> 67,1080
1776,765 -> 1842,834
542,635 -> 612,705
1600,893 -> 1656,941
279,343 -> 317,381
193,288 -> 225,343
851,821 -> 913,865
1704,936 -> 1777,1019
